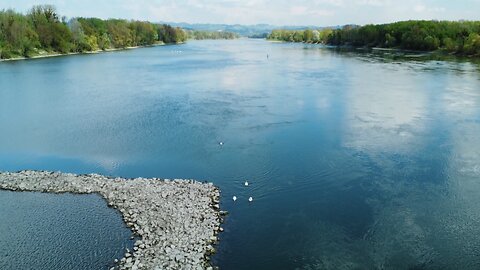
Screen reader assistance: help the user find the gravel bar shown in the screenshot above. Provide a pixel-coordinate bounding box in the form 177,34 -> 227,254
0,170 -> 225,270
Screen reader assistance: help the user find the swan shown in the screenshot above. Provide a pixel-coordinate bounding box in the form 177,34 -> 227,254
248,197 -> 253,202
232,196 -> 237,201
244,181 -> 249,186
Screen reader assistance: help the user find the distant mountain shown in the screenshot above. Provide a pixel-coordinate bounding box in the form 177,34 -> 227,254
159,22 -> 334,37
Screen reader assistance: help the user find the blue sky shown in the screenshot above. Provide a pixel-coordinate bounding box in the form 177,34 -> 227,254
2,0 -> 479,26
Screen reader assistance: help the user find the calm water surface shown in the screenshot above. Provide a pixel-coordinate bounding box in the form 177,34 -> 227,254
0,190 -> 133,269
1,39 -> 480,269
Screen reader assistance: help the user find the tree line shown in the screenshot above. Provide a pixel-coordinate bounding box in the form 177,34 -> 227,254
268,20 -> 480,56
268,29 -> 333,44
185,30 -> 239,40
0,5 -> 187,59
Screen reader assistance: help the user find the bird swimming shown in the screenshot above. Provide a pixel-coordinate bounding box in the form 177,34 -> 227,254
248,197 -> 253,202
244,181 -> 249,186
219,142 -> 224,146
233,196 -> 237,202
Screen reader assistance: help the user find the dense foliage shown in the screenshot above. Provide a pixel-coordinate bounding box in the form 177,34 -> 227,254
268,21 -> 480,56
0,5 -> 186,59
268,29 -> 333,43
185,30 -> 238,40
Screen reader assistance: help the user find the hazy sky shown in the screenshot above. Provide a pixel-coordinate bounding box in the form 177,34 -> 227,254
2,0 -> 479,26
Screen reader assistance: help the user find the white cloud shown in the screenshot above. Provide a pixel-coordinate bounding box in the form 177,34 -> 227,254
290,6 -> 334,17
357,0 -> 391,6
414,4 -> 426,12
413,3 -> 446,15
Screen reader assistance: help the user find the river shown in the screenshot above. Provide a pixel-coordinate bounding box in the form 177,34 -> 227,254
1,39 -> 480,269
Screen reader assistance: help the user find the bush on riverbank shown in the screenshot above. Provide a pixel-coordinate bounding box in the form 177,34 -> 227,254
0,5 -> 187,59
268,21 -> 480,56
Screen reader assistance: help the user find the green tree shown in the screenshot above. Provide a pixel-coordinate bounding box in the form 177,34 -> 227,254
304,29 -> 314,42
293,31 -> 304,42
0,9 -> 39,57
463,33 -> 480,55
68,18 -> 90,51
385,33 -> 396,47
106,19 -> 133,48
28,5 -> 73,53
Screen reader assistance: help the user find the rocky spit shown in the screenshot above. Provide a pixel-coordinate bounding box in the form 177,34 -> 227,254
0,170 -> 225,270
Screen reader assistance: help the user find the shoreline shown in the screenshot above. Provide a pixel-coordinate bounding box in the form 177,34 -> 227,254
0,170 -> 224,270
267,39 -> 480,58
0,43 -> 169,62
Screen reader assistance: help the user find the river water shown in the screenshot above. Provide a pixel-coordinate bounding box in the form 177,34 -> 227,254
1,39 -> 480,269
0,190 -> 133,269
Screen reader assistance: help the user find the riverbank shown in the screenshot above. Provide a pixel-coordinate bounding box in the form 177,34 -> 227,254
0,43 -> 169,62
0,171 -> 224,270
266,39 -> 480,59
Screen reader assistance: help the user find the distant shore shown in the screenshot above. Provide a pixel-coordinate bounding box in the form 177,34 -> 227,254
0,170 -> 224,270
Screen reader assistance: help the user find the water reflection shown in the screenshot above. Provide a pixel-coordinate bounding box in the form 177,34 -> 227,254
343,60 -> 427,153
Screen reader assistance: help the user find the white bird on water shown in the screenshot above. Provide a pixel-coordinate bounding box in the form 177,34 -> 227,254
232,196 -> 237,202
248,197 -> 253,202
219,142 -> 224,146
244,181 -> 249,186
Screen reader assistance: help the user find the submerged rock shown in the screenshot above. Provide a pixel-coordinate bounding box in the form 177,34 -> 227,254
0,170 -> 223,270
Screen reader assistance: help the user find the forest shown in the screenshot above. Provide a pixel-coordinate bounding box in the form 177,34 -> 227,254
268,20 -> 480,56
0,5 -> 187,59
185,30 -> 239,40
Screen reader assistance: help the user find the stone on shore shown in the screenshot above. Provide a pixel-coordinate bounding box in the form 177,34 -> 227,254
0,170 -> 223,270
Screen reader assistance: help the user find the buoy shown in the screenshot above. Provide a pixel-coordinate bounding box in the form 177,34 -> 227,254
232,196 -> 237,202
248,197 -> 253,202
244,181 -> 249,186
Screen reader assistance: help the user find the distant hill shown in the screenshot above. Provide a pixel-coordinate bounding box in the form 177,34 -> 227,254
159,22 -> 334,37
